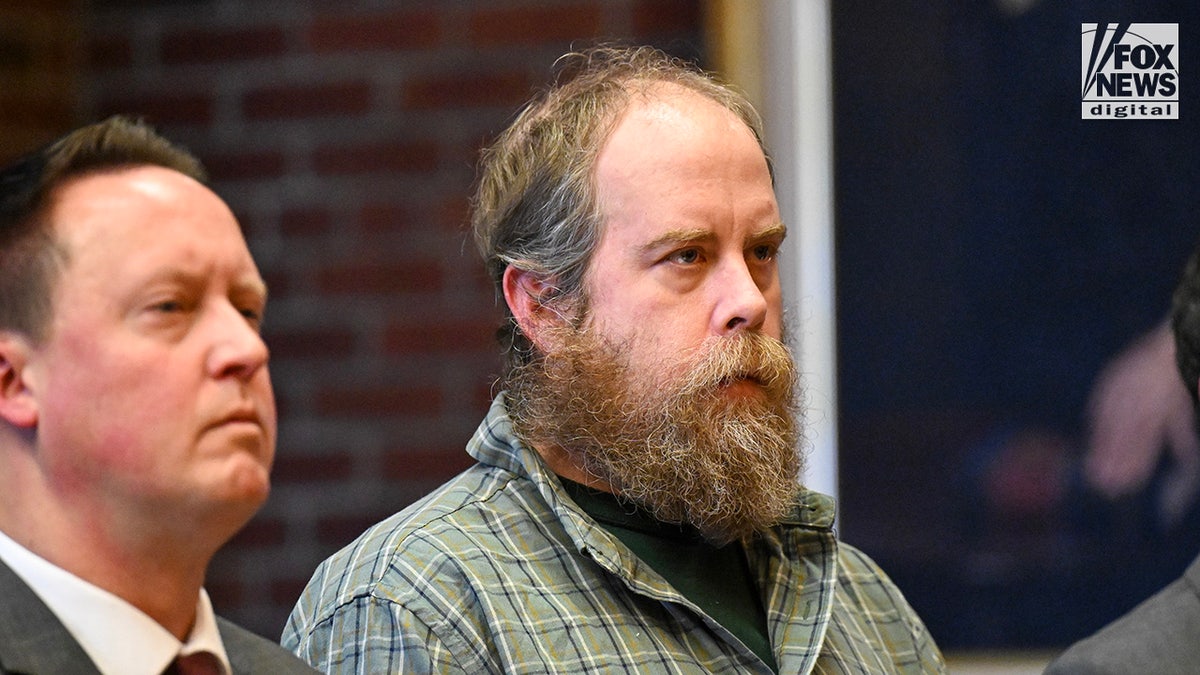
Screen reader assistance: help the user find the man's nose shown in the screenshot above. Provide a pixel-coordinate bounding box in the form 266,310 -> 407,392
207,303 -> 269,380
714,259 -> 769,335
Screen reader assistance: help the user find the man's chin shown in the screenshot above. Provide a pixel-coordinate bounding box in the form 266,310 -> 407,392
199,453 -> 273,510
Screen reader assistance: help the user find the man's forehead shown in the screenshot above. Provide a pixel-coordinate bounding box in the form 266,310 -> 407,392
45,167 -> 259,284
597,90 -> 765,179
48,168 -> 158,232
618,82 -> 751,131
49,166 -> 226,242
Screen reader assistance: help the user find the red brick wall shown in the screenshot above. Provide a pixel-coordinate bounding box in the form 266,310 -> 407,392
83,1 -> 703,638
0,2 -> 81,161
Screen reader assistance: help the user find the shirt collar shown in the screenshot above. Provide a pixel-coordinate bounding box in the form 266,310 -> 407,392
0,529 -> 232,675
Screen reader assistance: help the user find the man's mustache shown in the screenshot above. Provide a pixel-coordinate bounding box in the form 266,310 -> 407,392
680,333 -> 796,401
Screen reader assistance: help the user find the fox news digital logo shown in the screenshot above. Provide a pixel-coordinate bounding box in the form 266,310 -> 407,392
1082,23 -> 1178,119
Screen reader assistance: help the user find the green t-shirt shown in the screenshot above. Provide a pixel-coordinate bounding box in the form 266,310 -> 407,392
561,479 -> 778,672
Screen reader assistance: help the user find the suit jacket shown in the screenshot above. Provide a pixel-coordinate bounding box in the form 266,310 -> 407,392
1044,554 -> 1200,674
0,558 -> 314,674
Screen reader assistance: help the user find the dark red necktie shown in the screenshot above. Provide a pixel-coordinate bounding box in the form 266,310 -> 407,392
162,651 -> 223,675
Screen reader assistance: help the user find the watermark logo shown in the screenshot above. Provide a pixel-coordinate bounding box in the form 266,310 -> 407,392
1082,23 -> 1178,119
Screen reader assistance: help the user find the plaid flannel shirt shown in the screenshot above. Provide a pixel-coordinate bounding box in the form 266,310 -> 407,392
283,394 -> 946,674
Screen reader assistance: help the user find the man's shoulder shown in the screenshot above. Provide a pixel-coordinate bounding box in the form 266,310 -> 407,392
1044,566 -> 1200,674
296,460 -> 557,605
800,539 -> 947,671
356,460 -> 548,556
824,540 -> 913,612
216,618 -> 317,673
0,557 -> 100,674
283,458 -> 576,659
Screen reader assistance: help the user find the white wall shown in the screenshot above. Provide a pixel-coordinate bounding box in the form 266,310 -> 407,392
760,0 -> 839,500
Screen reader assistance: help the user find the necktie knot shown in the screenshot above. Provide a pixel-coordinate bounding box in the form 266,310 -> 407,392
163,650 -> 223,675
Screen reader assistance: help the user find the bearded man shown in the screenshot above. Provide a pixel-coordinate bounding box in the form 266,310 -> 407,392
284,45 -> 945,674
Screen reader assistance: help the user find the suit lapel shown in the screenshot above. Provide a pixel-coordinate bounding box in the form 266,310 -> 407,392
0,558 -> 101,674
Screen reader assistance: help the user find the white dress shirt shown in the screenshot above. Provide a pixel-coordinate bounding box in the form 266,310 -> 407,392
0,529 -> 233,675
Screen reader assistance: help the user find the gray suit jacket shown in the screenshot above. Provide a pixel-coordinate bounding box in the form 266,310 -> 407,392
1045,554 -> 1200,674
0,558 -> 315,674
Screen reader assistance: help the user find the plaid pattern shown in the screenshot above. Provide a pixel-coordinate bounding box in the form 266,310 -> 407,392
283,394 -> 945,674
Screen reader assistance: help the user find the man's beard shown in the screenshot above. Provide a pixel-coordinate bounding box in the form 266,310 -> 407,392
507,325 -> 804,545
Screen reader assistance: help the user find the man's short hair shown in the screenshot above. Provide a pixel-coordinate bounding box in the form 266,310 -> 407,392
0,116 -> 206,343
471,45 -> 770,376
1173,239 -> 1200,406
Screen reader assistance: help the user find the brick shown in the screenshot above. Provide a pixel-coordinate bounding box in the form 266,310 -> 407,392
0,30 -> 35,70
270,577 -> 310,607
242,81 -> 372,120
383,447 -> 475,483
434,194 -> 471,232
315,384 -> 442,417
309,8 -> 440,53
272,393 -> 292,423
359,202 -> 415,235
469,4 -> 603,46
0,126 -> 55,164
2,0 -> 73,9
86,33 -> 133,69
96,92 -> 215,127
232,209 -> 270,240
631,0 -> 701,37
279,206 -> 333,237
161,26 -> 287,65
317,259 -> 442,294
205,578 -> 244,607
0,94 -> 72,128
271,453 -> 354,483
312,139 -> 438,176
252,269 -> 290,306
262,327 -> 357,360
317,513 -> 395,549
94,0 -> 185,7
383,318 -> 492,354
472,377 -> 498,410
204,149 -> 287,182
225,516 -> 286,548
403,69 -> 532,109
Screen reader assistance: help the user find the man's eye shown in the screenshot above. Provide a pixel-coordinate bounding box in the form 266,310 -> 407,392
239,307 -> 264,325
752,243 -> 779,261
154,300 -> 184,312
669,248 -> 702,265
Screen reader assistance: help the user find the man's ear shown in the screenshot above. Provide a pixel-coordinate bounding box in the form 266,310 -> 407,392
0,333 -> 38,429
502,265 -> 568,354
